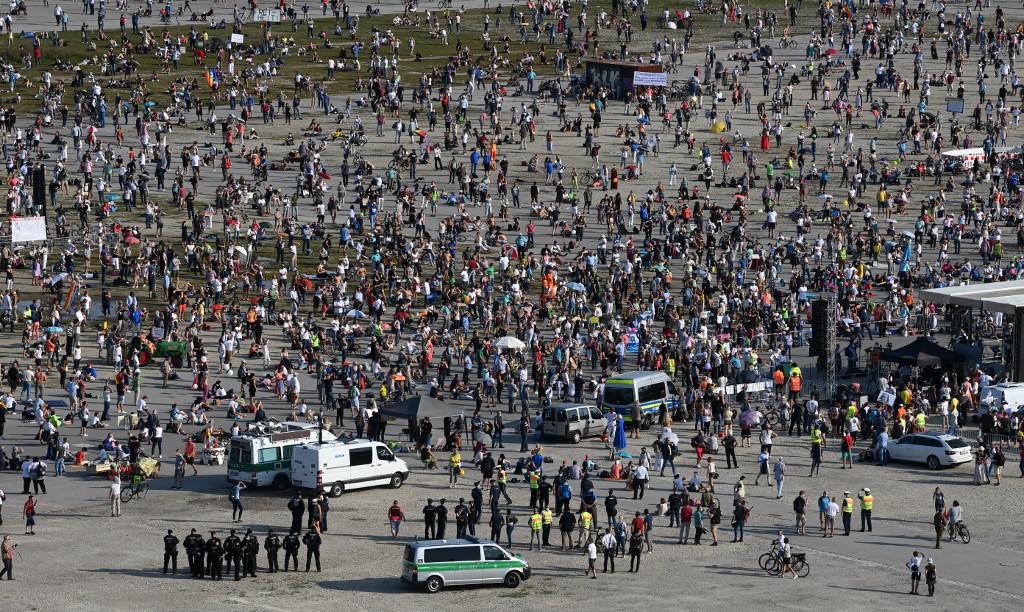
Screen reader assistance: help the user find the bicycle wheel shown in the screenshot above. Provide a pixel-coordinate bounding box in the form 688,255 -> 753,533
138,482 -> 150,500
120,487 -> 133,503
764,557 -> 782,575
795,560 -> 810,578
758,552 -> 773,570
958,526 -> 970,544
764,410 -> 779,426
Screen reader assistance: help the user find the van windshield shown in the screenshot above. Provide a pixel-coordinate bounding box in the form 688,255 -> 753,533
604,386 -> 635,405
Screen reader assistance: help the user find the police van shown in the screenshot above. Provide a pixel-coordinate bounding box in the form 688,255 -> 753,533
227,423 -> 336,490
401,537 -> 530,593
290,439 -> 409,497
602,371 -> 679,428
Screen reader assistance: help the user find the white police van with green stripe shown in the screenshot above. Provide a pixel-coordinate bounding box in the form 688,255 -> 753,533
402,537 -> 530,593
227,423 -> 336,489
603,371 -> 679,428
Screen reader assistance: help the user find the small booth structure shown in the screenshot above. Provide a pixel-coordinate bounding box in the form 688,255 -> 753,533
584,59 -> 666,99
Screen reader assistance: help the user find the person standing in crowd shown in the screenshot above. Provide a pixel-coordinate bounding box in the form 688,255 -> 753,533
907,550 -> 925,595
584,535 -> 598,579
184,529 -> 204,578
773,457 -> 786,499
627,529 -> 644,572
303,529 -> 322,572
163,529 -> 179,574
242,529 -> 259,577
109,473 -> 122,517
288,493 -> 305,534
925,559 -> 937,596
206,532 -> 224,581
600,527 -> 617,573
932,508 -> 946,549
793,490 -> 807,535
264,529 -> 281,573
858,488 -> 874,532
283,530 -> 301,571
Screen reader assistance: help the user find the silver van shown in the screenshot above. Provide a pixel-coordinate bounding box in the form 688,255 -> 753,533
401,537 -> 530,593
542,404 -> 605,443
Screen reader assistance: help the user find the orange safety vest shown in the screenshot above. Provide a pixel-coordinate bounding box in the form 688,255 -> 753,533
789,375 -> 802,392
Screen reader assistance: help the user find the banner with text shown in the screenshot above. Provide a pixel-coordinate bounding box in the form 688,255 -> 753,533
632,71 -> 668,87
11,216 -> 47,243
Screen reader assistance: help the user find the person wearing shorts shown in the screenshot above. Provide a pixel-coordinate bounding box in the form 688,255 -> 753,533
584,536 -> 597,578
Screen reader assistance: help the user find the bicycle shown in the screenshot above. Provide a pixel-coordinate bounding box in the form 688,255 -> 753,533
950,521 -> 971,544
437,0 -> 452,7
779,38 -> 799,48
120,479 -> 150,503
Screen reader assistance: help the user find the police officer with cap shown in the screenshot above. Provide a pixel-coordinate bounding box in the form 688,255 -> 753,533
264,529 -> 281,573
184,528 -> 204,578
206,531 -> 224,580
287,492 -> 305,534
163,529 -> 179,574
242,528 -> 259,577
283,530 -> 301,571
224,529 -> 243,580
436,499 -> 449,540
303,529 -> 322,572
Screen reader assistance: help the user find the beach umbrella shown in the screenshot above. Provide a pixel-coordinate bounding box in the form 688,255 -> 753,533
739,408 -> 759,428
44,326 -> 63,333
346,309 -> 367,318
391,373 -> 407,382
565,282 -> 586,292
143,101 -> 158,107
50,272 -> 68,284
124,236 -> 140,245
258,221 -> 273,229
494,336 -> 526,350
104,193 -> 122,201
232,245 -> 248,257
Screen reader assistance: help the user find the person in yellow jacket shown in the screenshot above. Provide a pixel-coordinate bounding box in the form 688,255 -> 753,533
576,509 -> 594,547
841,491 -> 855,535
541,506 -> 554,546
529,511 -> 544,550
858,488 -> 874,532
448,450 -> 462,488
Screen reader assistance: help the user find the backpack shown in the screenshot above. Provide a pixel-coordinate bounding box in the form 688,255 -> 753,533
34,463 -> 47,478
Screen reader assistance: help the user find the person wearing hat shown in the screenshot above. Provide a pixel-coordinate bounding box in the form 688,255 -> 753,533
205,531 -> 223,580
925,558 -> 937,596
858,488 -> 874,532
841,491 -> 855,536
162,529 -> 179,574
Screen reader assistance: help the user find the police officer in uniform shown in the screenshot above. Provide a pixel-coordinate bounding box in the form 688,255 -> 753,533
264,529 -> 281,573
454,498 -> 470,538
163,529 -> 179,574
242,529 -> 259,577
436,499 -> 449,540
224,529 -> 243,581
542,505 -> 554,546
184,528 -> 204,578
422,498 -> 437,539
283,530 -> 301,571
206,531 -> 224,580
303,529 -> 322,572
287,493 -> 305,534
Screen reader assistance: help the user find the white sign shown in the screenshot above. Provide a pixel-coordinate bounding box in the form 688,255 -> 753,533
252,8 -> 282,22
230,33 -> 245,44
11,216 -> 47,243
632,71 -> 668,87
877,390 -> 896,406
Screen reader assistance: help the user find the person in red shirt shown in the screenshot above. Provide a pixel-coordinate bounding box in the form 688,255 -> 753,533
388,501 -> 405,538
630,511 -> 645,535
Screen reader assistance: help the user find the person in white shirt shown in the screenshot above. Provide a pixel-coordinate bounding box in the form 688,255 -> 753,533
947,500 -> 963,541
110,474 -> 122,517
825,497 -> 840,537
584,536 -> 598,578
632,465 -> 649,500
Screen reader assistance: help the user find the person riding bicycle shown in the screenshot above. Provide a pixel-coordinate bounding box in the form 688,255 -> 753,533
946,500 -> 963,540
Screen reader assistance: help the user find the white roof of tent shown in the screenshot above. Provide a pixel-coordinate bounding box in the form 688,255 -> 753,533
920,280 -> 1024,314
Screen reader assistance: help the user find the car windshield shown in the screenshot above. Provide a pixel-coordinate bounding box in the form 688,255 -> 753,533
945,438 -> 970,449
604,386 -> 634,405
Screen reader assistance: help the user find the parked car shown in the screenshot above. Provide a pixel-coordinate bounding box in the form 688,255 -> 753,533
886,433 -> 973,470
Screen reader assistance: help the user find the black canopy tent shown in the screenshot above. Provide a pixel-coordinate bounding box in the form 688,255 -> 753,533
879,338 -> 966,367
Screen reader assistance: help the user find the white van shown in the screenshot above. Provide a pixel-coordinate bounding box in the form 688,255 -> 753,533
290,439 -> 409,497
980,382 -> 1024,415
228,423 -> 337,489
542,404 -> 604,443
602,371 -> 679,428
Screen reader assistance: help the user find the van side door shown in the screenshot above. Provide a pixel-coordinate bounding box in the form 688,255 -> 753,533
347,446 -> 375,489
